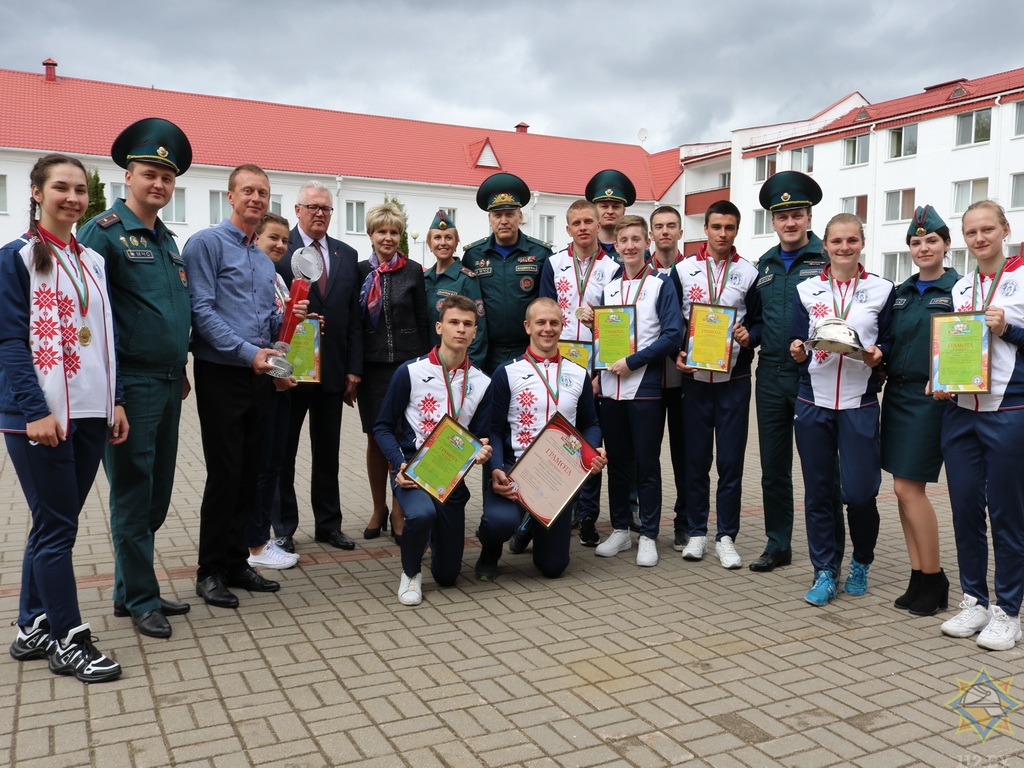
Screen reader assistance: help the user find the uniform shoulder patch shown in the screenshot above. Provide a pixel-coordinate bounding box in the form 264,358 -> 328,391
96,211 -> 121,229
460,266 -> 477,278
463,237 -> 488,252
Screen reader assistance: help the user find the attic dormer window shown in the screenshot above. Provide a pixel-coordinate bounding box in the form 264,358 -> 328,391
855,108 -> 870,122
476,141 -> 499,168
950,85 -> 967,99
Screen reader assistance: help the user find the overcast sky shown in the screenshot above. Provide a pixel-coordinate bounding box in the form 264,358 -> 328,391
2,1 -> 1019,152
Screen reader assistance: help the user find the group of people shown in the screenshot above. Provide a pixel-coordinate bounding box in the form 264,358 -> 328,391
3,123 -> 1022,686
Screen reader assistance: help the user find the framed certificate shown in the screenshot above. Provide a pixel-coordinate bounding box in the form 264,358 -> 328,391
592,305 -> 637,371
930,312 -> 991,393
507,412 -> 599,528
558,340 -> 593,372
686,303 -> 737,373
403,414 -> 484,503
285,318 -> 321,383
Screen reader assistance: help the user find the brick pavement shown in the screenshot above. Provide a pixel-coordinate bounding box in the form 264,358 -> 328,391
1,365 -> 1022,767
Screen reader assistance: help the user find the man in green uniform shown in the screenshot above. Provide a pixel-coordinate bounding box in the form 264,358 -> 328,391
78,118 -> 193,638
585,169 -> 637,261
423,209 -> 488,366
749,170 -> 842,572
462,172 -> 552,374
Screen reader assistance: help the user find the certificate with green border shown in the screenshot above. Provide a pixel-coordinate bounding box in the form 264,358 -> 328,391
592,305 -> 637,371
507,412 -> 600,528
686,303 -> 737,373
558,340 -> 593,372
285,318 -> 320,383
930,312 -> 990,393
403,414 -> 484,503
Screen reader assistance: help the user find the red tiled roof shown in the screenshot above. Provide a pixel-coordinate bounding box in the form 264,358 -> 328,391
0,66 -> 680,200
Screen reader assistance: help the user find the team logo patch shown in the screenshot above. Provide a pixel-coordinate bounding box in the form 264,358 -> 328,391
638,289 -> 648,301
475,299 -> 485,317
179,267 -> 188,287
435,299 -> 445,312
594,269 -> 605,281
729,272 -> 743,285
559,374 -> 573,387
1001,280 -> 1018,297
520,277 -> 535,292
854,290 -> 869,303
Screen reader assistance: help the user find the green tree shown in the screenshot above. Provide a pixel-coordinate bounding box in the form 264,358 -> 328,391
77,168 -> 107,230
384,193 -> 410,256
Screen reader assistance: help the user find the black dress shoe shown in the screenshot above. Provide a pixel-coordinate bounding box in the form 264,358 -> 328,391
196,574 -> 239,608
275,536 -> 295,554
114,597 -> 191,618
133,610 -> 172,639
226,566 -> 281,592
748,551 -> 793,572
315,530 -> 356,550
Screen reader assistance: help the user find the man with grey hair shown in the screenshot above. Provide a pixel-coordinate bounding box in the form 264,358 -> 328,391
273,181 -> 363,552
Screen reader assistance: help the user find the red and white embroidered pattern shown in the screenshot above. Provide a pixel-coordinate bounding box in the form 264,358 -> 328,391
418,393 -> 439,415
813,349 -> 830,363
33,345 -> 60,373
687,284 -> 706,303
957,301 -> 972,312
516,430 -> 534,447
517,390 -> 538,409
29,282 -> 77,378
811,302 -> 830,319
556,277 -> 572,295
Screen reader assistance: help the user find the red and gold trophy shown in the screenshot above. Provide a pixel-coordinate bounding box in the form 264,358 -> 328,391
267,246 -> 323,379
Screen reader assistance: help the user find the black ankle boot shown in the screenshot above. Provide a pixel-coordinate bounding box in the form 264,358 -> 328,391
894,570 -> 922,610
908,570 -> 949,616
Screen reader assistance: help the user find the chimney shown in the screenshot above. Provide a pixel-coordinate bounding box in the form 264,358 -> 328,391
42,58 -> 57,82
515,122 -> 529,134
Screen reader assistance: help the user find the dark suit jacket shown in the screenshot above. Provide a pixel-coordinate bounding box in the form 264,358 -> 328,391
277,229 -> 363,393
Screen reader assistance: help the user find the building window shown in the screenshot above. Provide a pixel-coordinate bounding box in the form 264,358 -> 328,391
840,195 -> 868,223
109,182 -> 127,202
882,251 -> 912,284
346,201 -> 366,234
0,175 -> 6,213
754,153 -> 776,183
791,146 -> 814,173
538,214 -> 555,244
270,194 -> 282,215
884,189 -> 915,222
1016,102 -> 1024,137
161,188 -> 186,224
209,191 -> 232,226
953,178 -> 989,214
753,209 -> 771,236
949,248 -> 977,276
843,134 -> 870,166
718,172 -> 731,188
956,108 -> 992,146
1012,173 -> 1024,209
889,124 -> 918,158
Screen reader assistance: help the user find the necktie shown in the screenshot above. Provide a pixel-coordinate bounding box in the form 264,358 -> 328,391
312,239 -> 328,294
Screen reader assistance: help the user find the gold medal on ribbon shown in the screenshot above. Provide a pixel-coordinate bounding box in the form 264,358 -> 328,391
575,307 -> 586,319
78,326 -> 93,346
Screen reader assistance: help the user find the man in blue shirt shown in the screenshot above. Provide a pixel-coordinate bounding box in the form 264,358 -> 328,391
183,164 -> 294,609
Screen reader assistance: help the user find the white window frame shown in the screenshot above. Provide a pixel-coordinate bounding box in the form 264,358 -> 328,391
1015,102 -> 1024,137
953,178 -> 989,215
270,194 -> 283,215
346,201 -> 366,234
161,188 -> 186,224
109,182 -> 127,202
882,251 -> 912,285
753,209 -> 771,236
538,214 -> 555,244
955,108 -> 992,146
209,191 -> 232,226
0,174 -> 7,213
884,188 -> 915,222
888,124 -> 918,158
754,153 -> 776,183
718,171 -> 731,188
1011,173 -> 1024,209
843,134 -> 870,167
791,146 -> 814,173
949,248 -> 977,277
840,195 -> 868,223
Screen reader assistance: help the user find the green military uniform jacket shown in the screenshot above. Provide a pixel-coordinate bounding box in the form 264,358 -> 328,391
753,232 -> 828,370
424,257 -> 488,366
77,198 -> 191,378
887,268 -> 959,384
463,231 -> 552,370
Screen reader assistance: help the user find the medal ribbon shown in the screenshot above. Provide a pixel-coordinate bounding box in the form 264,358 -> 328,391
828,268 -> 860,321
437,350 -> 470,419
705,254 -> 732,306
620,264 -> 653,306
971,260 -> 1007,311
525,351 -> 561,406
569,243 -> 597,307
40,231 -> 89,316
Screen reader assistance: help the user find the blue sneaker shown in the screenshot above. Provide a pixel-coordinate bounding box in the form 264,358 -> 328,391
805,570 -> 837,606
843,560 -> 869,595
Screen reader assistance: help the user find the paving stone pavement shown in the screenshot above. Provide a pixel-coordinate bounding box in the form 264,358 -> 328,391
1,364 -> 1022,767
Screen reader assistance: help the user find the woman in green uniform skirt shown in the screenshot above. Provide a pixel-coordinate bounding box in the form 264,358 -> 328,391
880,205 -> 957,616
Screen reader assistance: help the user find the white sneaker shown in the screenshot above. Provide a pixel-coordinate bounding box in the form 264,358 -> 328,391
976,606 -> 1022,651
398,572 -> 422,606
681,535 -> 707,561
248,542 -> 300,570
595,529 -> 632,557
940,594 -> 992,638
715,536 -> 742,569
636,536 -> 658,567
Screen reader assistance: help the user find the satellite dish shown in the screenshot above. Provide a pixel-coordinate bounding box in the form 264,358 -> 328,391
637,128 -> 649,146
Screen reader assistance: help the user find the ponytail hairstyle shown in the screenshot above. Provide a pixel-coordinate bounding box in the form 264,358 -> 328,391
28,154 -> 88,275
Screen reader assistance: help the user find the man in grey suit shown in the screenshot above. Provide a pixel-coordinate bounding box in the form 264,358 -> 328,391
273,181 -> 363,552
